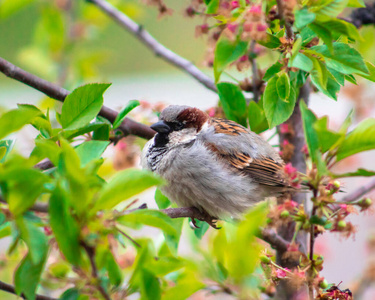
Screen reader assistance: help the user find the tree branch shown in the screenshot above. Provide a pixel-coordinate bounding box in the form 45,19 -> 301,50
249,40 -> 259,102
0,280 -> 57,300
341,177 -> 375,203
160,207 -> 289,251
275,0 -> 294,39
0,57 -> 155,140
82,243 -> 112,300
86,0 -> 217,93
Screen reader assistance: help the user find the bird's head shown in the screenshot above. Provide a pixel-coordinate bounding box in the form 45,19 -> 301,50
151,105 -> 209,147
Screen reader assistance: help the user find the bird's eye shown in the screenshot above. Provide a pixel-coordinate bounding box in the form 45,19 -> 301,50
174,121 -> 184,131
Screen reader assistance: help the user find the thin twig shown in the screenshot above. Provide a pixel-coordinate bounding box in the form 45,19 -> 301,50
116,227 -> 141,248
275,0 -> 294,39
86,0 -> 217,93
34,160 -> 55,171
0,57 -> 155,140
82,242 -> 112,300
0,280 -> 57,300
249,40 -> 259,102
341,177 -> 375,203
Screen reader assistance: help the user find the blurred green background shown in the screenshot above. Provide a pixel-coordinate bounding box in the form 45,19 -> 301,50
0,0 -> 205,87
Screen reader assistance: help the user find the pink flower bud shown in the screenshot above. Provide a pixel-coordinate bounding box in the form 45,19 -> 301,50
243,22 -> 253,32
231,0 -> 240,9
284,163 -> 297,175
249,4 -> 262,15
44,226 -> 53,236
301,144 -> 309,155
207,107 -> 216,117
201,23 -> 209,32
227,23 -> 238,33
117,141 -> 127,151
239,55 -> 248,62
276,269 -> 287,278
282,140 -> 290,146
280,123 -> 289,134
221,2 -> 230,9
256,23 -> 267,32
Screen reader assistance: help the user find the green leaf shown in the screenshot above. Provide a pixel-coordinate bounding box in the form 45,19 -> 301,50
162,217 -> 184,256
113,100 -> 140,129
295,8 -> 316,29
263,61 -> 283,81
336,118 -> 375,161
106,250 -> 123,286
217,82 -> 247,126
0,106 -> 41,140
140,269 -> 161,300
49,185 -> 81,266
58,139 -> 90,215
0,139 -> 15,163
61,83 -> 111,130
0,222 -> 11,239
325,71 -> 341,100
305,54 -> 335,100
332,168 -> 375,178
63,121 -> 109,140
348,0 -> 365,7
214,37 -> 248,82
32,139 -> 61,165
314,116 -> 343,152
312,43 -> 369,76
276,73 -> 291,100
16,217 -> 48,265
94,169 -> 164,211
3,168 -> 49,216
15,251 -> 47,300
257,33 -> 281,49
357,61 -> 375,82
93,123 -> 111,141
118,210 -> 177,237
309,22 -> 333,53
59,288 -> 81,300
320,19 -> 361,41
327,68 -> 345,86
345,74 -> 357,85
263,76 -> 296,128
205,0 -> 220,14
314,0 -> 349,18
300,101 -> 318,159
300,101 -> 327,174
75,141 -> 109,167
154,188 -> 171,209
193,220 -> 210,239
301,27 -> 317,45
163,271 -> 204,300
248,100 -> 269,133
145,256 -> 184,276
0,0 -> 34,18
291,53 -> 313,72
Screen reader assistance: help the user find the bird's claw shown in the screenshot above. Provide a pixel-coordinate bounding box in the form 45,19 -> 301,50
199,210 -> 221,229
190,218 -> 200,228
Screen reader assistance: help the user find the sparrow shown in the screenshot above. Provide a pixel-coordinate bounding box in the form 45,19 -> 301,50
141,105 -> 297,226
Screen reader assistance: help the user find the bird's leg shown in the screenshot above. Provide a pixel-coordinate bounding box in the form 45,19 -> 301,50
198,209 -> 221,229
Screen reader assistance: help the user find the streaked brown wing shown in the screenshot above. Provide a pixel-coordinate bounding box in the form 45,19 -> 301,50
206,142 -> 290,188
211,118 -> 248,135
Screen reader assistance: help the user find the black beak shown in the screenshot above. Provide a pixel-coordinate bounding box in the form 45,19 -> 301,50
150,121 -> 171,133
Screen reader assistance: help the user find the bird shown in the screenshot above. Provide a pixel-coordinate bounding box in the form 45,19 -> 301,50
141,105 -> 298,227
